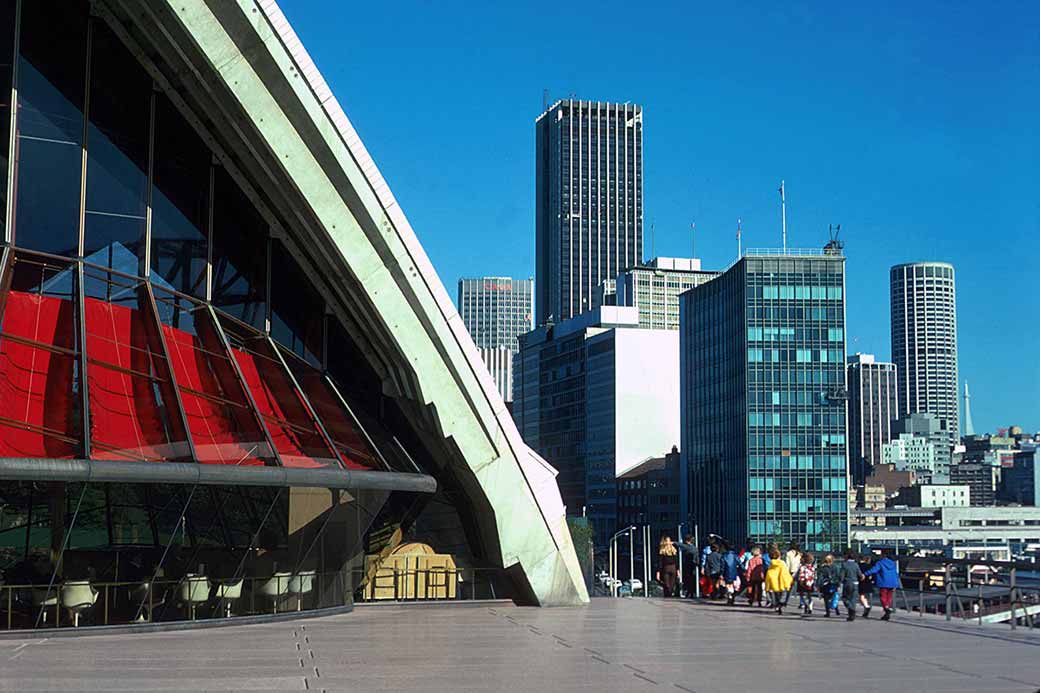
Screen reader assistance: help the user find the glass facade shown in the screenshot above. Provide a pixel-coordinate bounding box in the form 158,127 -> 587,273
681,253 -> 849,552
0,1 -> 491,629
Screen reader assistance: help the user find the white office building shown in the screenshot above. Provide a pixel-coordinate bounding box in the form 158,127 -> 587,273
597,257 -> 718,330
883,433 -> 938,479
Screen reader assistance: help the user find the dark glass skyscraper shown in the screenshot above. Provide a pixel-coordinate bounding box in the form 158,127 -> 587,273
847,353 -> 898,485
535,99 -> 643,325
680,250 -> 849,551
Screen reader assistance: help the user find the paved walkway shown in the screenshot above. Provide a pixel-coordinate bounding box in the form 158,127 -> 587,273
0,598 -> 1037,691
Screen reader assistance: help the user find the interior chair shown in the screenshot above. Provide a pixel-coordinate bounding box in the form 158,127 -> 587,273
288,571 -> 316,611
256,572 -> 291,614
60,581 -> 98,627
31,587 -> 58,625
213,578 -> 243,618
178,574 -> 211,620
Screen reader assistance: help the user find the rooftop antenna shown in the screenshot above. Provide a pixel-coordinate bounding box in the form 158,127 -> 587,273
690,221 -> 695,259
778,180 -> 787,251
542,88 -> 549,111
651,221 -> 656,260
824,223 -> 843,255
736,218 -> 742,259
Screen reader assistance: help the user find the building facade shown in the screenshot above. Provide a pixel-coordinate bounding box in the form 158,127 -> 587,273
882,434 -> 938,479
890,262 -> 959,448
999,446 -> 1040,506
893,413 -> 952,481
950,463 -> 998,506
0,0 -> 586,633
894,485 -> 971,508
680,249 -> 850,551
616,448 -> 682,546
535,99 -> 643,324
514,307 -> 680,548
847,353 -> 898,485
598,257 -> 718,330
457,276 -> 533,402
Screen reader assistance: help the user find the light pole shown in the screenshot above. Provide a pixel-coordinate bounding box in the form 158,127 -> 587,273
610,526 -> 635,597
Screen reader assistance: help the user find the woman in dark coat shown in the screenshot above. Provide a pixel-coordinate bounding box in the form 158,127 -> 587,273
657,536 -> 679,597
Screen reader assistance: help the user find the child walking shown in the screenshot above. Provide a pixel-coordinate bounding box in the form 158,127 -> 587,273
764,547 -> 793,615
745,546 -> 765,607
794,552 -> 816,616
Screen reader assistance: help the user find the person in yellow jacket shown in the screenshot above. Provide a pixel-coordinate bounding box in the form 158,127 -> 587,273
764,547 -> 793,614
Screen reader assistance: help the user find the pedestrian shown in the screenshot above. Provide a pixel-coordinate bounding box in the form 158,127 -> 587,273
745,546 -> 765,606
784,542 -> 802,606
674,535 -> 698,598
858,555 -> 876,618
657,536 -> 679,598
764,547 -> 793,614
841,549 -> 864,621
721,544 -> 741,606
817,553 -> 842,617
794,552 -> 816,616
705,540 -> 724,599
699,540 -> 715,598
864,550 -> 900,620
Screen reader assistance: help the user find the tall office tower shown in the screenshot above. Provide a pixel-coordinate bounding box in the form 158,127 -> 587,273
514,307 -> 680,548
596,257 -> 719,330
680,249 -> 849,551
847,353 -> 898,485
457,277 -> 534,402
535,99 -> 643,325
890,262 -> 959,449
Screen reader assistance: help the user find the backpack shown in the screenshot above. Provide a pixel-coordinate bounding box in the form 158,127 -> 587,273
797,564 -> 816,591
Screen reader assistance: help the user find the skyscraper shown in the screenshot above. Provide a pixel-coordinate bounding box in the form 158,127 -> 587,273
847,353 -> 898,485
457,277 -> 534,402
535,99 -> 643,325
681,249 -> 849,551
890,262 -> 959,448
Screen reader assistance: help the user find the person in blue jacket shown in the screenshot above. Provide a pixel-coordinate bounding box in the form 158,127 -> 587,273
721,544 -> 741,606
864,551 -> 900,620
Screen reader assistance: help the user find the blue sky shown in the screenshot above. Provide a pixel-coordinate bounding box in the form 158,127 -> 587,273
283,1 -> 1040,434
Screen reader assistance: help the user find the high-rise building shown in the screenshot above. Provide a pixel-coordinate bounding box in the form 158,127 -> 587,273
457,277 -> 534,402
535,99 -> 643,325
893,413 -> 952,482
680,249 -> 850,551
890,262 -> 959,449
596,257 -> 719,330
882,433 -> 938,479
847,353 -> 898,485
514,307 -> 680,547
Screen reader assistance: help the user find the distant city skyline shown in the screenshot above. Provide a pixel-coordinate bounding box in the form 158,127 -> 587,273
282,1 -> 1040,433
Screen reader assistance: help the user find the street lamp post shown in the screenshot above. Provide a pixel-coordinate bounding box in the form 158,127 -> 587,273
610,526 -> 636,598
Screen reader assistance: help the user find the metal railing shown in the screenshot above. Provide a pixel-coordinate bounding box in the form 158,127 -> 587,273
354,567 -> 500,603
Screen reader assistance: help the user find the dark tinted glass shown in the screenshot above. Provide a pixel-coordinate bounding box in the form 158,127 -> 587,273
270,240 -> 323,366
13,2 -> 88,255
0,0 -> 15,232
150,94 -> 208,296
83,20 -> 151,271
211,167 -> 267,329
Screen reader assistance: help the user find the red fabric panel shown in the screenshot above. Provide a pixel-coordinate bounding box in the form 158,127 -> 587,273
231,346 -> 338,468
84,297 -> 187,461
0,291 -> 80,457
162,323 -> 266,466
293,370 -> 379,470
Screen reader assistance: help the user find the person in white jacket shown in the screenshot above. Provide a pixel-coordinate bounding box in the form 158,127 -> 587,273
783,543 -> 802,605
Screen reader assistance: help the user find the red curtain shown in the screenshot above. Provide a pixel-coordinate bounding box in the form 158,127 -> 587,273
0,291 -> 80,457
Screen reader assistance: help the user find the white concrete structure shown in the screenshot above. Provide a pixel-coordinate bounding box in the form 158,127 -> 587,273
852,506 -> 1040,558
898,484 -> 971,508
883,433 -> 938,477
114,0 -> 588,605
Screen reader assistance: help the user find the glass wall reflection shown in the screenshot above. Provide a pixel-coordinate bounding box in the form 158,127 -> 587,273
0,481 -> 386,629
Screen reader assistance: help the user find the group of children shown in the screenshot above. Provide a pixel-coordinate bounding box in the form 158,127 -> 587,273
667,537 -> 901,622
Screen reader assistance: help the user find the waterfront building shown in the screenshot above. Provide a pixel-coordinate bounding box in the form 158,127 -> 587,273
0,0 -> 585,633
535,99 -> 643,324
457,276 -> 534,402
514,307 -> 680,547
847,353 -> 898,484
596,257 -> 718,330
890,262 -> 959,449
680,249 -> 850,551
